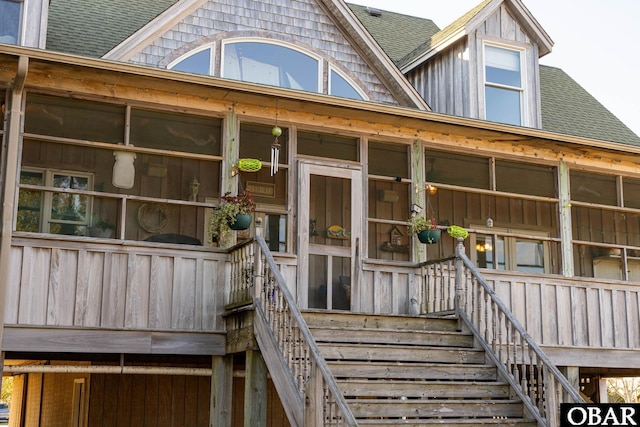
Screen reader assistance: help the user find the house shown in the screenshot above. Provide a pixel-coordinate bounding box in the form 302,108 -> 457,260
1,0 -> 639,425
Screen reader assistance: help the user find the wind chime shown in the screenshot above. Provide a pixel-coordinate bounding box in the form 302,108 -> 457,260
270,99 -> 282,176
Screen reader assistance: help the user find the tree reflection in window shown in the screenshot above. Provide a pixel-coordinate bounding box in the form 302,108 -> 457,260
17,171 -> 44,232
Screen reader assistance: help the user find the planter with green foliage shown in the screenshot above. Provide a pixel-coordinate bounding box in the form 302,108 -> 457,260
409,216 -> 441,244
208,191 -> 256,247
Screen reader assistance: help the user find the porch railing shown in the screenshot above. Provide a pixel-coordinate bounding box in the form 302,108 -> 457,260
423,238 -> 584,427
228,221 -> 356,427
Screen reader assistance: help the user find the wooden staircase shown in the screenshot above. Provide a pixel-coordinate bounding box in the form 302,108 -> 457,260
302,310 -> 539,427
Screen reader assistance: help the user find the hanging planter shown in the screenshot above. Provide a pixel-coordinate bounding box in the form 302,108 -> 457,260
409,216 -> 440,245
208,191 -> 256,247
417,229 -> 441,244
229,213 -> 252,230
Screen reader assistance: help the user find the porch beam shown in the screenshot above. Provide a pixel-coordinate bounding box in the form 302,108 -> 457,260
0,56 -> 28,362
244,349 -> 267,427
558,161 -> 574,276
211,355 -> 233,427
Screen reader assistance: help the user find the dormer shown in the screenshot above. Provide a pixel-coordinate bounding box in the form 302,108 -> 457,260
398,0 -> 553,129
0,0 -> 49,48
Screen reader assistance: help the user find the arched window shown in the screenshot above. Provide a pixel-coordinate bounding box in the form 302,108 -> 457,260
169,39 -> 366,99
222,40 -> 320,92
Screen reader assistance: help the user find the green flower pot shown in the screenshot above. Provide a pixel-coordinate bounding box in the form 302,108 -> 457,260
229,213 -> 252,230
417,229 -> 441,244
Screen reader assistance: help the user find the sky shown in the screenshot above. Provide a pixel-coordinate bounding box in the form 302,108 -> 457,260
359,0 -> 640,137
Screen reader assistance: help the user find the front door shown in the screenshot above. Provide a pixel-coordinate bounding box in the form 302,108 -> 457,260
298,162 -> 362,310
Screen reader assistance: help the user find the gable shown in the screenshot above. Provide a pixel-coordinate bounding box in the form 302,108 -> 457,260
97,0 -> 427,108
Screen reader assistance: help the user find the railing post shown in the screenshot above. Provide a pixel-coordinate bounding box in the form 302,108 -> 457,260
454,237 -> 465,315
254,218 -> 264,301
304,362 -> 324,427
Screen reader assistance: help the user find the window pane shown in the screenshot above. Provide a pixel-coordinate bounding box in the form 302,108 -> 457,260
240,122 -> 288,163
130,109 -> 222,155
368,141 -> 408,178
223,42 -> 318,92
486,86 -> 521,126
425,150 -> 490,189
515,239 -> 544,273
17,171 -> 44,232
570,171 -> 617,206
330,70 -> 363,100
485,45 -> 521,87
264,214 -> 287,252
171,49 -> 211,75
298,131 -> 358,161
368,180 -> 409,221
496,160 -> 556,197
25,94 -> 125,143
475,234 -> 495,269
623,177 -> 640,209
0,0 -> 21,45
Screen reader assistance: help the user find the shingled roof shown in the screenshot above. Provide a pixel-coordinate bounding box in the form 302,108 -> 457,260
46,0 -> 178,58
348,2 -> 640,146
44,0 -> 639,146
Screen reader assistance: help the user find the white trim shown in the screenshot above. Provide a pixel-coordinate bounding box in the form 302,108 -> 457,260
103,0 -> 206,61
167,43 -> 215,74
481,41 -> 528,126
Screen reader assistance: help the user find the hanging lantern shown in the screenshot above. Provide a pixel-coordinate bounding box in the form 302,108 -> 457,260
271,125 -> 282,176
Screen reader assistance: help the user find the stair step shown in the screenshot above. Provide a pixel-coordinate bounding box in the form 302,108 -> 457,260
328,361 -> 497,381
310,326 -> 474,347
302,310 -> 459,332
319,343 -> 486,364
347,399 -> 525,419
338,379 -> 512,399
350,419 -> 537,427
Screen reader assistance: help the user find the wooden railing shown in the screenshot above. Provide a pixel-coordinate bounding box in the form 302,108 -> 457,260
228,223 -> 356,427
425,239 -> 584,427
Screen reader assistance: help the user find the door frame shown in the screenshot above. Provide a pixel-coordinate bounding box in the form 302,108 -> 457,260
297,160 -> 362,310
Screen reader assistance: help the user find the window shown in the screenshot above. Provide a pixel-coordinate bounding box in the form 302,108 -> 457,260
484,44 -> 524,126
330,69 -> 365,100
472,226 -> 550,274
18,169 -> 93,236
0,0 -> 21,45
223,41 -> 319,92
170,39 -> 365,98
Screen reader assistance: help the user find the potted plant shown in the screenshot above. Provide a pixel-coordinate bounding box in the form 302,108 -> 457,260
88,216 -> 116,238
208,190 -> 256,247
409,215 -> 441,244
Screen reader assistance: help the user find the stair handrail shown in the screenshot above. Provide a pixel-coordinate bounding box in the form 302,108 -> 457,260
452,238 -> 584,427
252,233 -> 357,427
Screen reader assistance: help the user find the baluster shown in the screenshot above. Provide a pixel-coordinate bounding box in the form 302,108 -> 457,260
520,334 -> 528,396
484,290 -> 490,343
492,301 -> 498,354
512,327 -> 520,390
528,346 -> 536,405
498,311 -> 504,364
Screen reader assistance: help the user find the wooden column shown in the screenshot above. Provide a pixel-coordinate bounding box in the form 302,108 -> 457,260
211,355 -> 233,427
412,139 -> 426,263
558,161 -> 574,277
244,350 -> 267,427
0,56 -> 28,361
560,366 -> 580,395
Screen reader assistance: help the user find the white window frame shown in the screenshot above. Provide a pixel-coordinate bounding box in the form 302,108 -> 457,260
482,42 -> 527,126
167,43 -> 215,75
328,66 -> 368,101
221,38 -> 323,93
19,167 -> 94,234
470,225 -> 550,274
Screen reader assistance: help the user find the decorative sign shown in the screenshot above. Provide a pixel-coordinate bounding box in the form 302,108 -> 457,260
246,181 -> 275,198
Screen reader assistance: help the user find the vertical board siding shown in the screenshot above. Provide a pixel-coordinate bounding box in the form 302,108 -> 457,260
485,272 -> 640,350
8,240 -> 228,333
